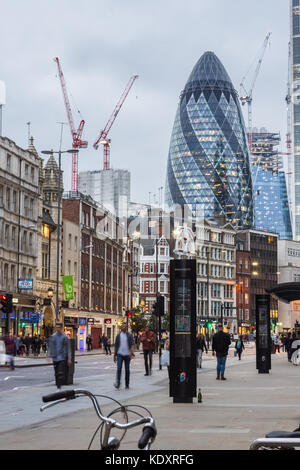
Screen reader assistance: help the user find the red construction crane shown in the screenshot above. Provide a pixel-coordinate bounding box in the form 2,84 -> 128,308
94,75 -> 138,170
54,57 -> 88,191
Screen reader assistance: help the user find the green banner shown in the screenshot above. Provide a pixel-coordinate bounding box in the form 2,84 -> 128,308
62,275 -> 74,301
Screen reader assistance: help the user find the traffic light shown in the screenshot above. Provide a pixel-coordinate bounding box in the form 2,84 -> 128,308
205,321 -> 213,329
125,310 -> 132,317
152,296 -> 165,316
152,302 -> 158,316
0,294 -> 13,314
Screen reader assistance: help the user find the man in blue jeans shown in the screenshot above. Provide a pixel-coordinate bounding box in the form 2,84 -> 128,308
114,322 -> 135,389
212,323 -> 231,381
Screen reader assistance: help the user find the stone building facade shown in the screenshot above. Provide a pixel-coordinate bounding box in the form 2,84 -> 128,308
0,136 -> 41,335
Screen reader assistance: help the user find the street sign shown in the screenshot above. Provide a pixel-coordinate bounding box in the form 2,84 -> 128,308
18,279 -> 33,290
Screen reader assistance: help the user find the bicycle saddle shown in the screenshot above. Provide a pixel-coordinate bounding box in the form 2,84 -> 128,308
266,431 -> 300,439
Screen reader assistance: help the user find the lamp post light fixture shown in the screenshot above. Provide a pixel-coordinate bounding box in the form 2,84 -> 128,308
47,287 -> 54,298
41,148 -> 78,321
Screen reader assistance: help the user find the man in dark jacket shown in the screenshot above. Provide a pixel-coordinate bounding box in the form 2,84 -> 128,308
196,333 -> 208,369
114,323 -> 135,389
212,323 -> 231,380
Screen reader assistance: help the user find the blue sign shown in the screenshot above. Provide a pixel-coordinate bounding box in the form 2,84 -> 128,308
79,318 -> 86,325
18,278 -> 33,290
29,313 -> 40,324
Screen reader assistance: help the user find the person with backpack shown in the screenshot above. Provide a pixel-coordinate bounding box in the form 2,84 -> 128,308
196,333 -> 208,369
235,335 -> 245,360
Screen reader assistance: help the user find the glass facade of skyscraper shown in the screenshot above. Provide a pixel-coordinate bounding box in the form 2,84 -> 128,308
291,0 -> 300,238
252,133 -> 292,239
165,51 -> 253,229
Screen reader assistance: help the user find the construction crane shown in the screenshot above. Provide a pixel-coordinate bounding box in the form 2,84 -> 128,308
240,32 -> 272,151
94,75 -> 138,170
54,57 -> 88,191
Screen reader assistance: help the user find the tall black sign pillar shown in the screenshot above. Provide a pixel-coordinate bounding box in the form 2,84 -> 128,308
256,295 -> 271,374
170,259 -> 196,403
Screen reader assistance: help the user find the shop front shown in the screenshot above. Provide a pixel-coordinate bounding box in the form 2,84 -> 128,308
64,316 -> 78,340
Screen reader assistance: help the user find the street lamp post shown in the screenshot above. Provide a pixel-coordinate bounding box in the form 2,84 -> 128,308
41,148 -> 77,321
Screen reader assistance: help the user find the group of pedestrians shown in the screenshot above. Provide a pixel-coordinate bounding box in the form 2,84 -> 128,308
0,333 -> 48,368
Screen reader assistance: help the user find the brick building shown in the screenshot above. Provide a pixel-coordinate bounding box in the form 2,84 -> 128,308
62,191 -> 126,348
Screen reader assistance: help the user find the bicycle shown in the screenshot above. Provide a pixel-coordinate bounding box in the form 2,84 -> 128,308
250,425 -> 300,450
40,389 -> 157,450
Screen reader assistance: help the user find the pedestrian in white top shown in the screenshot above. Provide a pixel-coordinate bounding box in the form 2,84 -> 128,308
114,323 -> 135,389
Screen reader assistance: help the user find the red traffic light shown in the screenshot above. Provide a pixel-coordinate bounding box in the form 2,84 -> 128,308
127,311 -> 132,317
0,295 -> 7,301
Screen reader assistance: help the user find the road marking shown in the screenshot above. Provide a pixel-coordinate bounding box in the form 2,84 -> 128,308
4,376 -> 24,381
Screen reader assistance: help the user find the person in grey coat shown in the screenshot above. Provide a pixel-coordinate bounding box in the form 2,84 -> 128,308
47,323 -> 71,389
113,322 -> 135,389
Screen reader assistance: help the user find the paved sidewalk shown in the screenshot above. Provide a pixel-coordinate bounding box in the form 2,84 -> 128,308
1,348 -> 298,450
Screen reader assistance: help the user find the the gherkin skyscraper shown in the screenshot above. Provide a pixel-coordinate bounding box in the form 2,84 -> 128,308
165,51 -> 253,229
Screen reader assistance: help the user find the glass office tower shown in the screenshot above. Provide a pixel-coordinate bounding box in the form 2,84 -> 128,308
291,0 -> 300,238
165,51 -> 253,229
252,132 -> 292,239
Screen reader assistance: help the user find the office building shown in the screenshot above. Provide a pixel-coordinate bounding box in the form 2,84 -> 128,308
165,51 -> 253,229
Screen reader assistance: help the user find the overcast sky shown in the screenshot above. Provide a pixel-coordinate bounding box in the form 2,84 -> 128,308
0,0 -> 290,206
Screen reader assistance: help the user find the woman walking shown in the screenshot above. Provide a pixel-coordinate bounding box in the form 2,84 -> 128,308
235,335 -> 245,360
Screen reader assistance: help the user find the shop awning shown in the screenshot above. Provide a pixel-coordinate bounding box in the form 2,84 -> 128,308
266,283 -> 300,304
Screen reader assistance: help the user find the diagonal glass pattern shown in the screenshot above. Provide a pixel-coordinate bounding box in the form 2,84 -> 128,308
165,51 -> 253,229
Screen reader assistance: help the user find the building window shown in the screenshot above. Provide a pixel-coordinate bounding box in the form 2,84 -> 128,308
68,234 -> 72,250
29,233 -> 33,251
4,225 -> 9,244
24,196 -> 29,217
11,227 -> 16,247
12,191 -> 17,212
22,231 -> 27,251
6,154 -> 11,172
41,224 -> 50,239
160,247 -> 165,256
74,262 -> 77,280
159,280 -> 165,293
6,188 -> 11,210
74,236 -> 78,252
42,243 -> 49,279
3,264 -> 8,287
10,265 -> 15,289
30,199 -> 34,218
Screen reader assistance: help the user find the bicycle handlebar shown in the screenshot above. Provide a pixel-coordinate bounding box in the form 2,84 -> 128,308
42,390 -> 76,403
41,389 -> 157,449
138,424 -> 157,449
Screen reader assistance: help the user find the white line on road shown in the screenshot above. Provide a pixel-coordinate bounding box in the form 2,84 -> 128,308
4,376 -> 24,381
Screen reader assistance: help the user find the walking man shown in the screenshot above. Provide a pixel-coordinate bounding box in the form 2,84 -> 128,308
140,326 -> 156,375
24,334 -> 31,357
212,323 -> 231,380
196,332 -> 208,369
114,322 -> 135,389
102,334 -> 109,355
48,323 -> 72,389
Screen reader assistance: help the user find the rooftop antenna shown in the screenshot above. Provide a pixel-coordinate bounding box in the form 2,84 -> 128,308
27,122 -> 31,146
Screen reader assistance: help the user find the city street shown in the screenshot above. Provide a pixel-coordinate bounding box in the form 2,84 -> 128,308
2,343 -> 299,450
